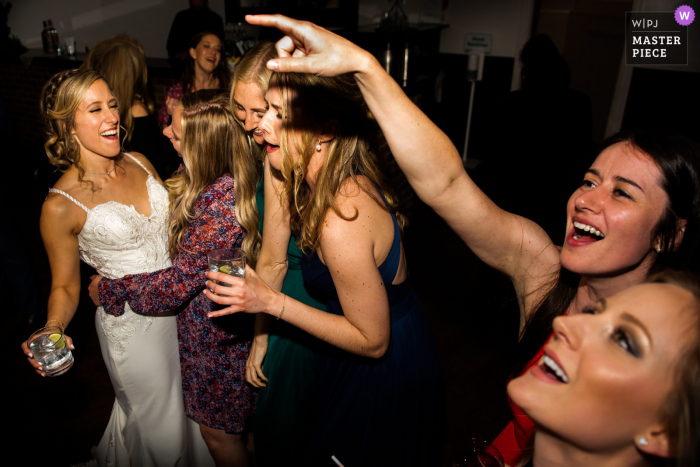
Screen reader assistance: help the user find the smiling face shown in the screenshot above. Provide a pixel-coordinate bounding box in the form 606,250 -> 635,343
189,34 -> 221,74
71,79 -> 120,159
163,107 -> 183,155
560,142 -> 670,277
508,282 -> 697,452
233,81 -> 267,145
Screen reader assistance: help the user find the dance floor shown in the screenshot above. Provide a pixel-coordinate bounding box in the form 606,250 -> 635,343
9,182 -> 520,465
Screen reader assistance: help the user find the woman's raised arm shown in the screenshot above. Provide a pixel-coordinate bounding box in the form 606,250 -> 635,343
246,15 -> 560,305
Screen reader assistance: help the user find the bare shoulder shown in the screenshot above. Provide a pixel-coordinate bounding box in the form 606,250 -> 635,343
42,189 -> 84,235
334,175 -> 386,218
321,176 -> 388,248
126,151 -> 161,181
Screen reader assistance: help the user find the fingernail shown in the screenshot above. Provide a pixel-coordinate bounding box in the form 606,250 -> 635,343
70,345 -> 75,349
27,353 -> 33,358
208,288 -> 214,293
267,59 -> 278,71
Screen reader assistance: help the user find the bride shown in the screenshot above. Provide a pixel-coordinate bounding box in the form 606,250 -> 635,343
20,69 -> 213,467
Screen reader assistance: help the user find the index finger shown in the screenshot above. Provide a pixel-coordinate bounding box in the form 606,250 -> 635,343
245,14 -> 303,35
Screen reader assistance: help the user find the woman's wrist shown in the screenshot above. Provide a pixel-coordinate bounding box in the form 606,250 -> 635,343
353,49 -> 381,82
266,290 -> 285,318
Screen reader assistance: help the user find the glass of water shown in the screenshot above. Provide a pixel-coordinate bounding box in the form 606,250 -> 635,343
208,248 -> 246,295
27,325 -> 74,377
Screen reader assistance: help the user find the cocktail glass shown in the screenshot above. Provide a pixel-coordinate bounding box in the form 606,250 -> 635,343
27,325 -> 74,377
208,248 -> 246,295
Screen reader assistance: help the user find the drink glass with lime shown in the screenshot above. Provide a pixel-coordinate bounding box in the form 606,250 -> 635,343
208,248 -> 246,295
27,325 -> 74,376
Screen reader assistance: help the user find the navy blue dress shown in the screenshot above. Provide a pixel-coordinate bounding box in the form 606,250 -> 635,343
302,203 -> 444,466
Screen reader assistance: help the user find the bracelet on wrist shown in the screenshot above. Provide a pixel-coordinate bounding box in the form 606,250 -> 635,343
276,294 -> 286,321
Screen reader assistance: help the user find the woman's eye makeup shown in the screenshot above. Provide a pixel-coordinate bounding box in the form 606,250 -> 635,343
612,327 -> 639,357
581,179 -> 595,188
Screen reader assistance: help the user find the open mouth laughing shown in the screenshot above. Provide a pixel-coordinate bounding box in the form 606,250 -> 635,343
100,128 -> 118,140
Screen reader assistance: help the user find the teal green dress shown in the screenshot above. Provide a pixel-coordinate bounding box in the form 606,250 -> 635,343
253,176 -> 326,466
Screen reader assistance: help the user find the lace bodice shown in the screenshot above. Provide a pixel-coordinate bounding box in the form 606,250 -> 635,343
49,154 -> 172,280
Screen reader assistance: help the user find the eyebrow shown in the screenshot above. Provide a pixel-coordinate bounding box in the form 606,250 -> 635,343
586,169 -> 645,193
87,98 -> 117,106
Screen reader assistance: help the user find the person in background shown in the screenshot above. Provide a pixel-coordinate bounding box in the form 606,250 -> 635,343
167,0 -> 224,77
230,40 -> 327,466
94,90 -> 260,467
474,34 -> 593,245
81,34 -> 173,178
159,31 -> 230,127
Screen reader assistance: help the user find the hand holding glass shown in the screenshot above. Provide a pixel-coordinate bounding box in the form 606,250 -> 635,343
26,325 -> 74,376
208,248 -> 245,296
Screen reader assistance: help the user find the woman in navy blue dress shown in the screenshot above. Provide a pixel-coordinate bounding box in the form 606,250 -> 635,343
206,71 -> 444,465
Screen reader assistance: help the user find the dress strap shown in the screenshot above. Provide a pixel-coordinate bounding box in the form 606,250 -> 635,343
48,188 -> 89,212
124,152 -> 152,177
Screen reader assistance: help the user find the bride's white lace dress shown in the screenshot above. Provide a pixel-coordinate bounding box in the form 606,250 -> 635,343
49,154 -> 213,467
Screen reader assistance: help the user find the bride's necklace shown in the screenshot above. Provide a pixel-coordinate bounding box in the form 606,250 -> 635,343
85,163 -> 116,176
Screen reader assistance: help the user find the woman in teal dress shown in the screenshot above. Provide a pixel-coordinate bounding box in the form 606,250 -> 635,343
230,41 -> 326,466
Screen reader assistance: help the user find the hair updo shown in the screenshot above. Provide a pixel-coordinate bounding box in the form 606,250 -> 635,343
40,68 -> 115,188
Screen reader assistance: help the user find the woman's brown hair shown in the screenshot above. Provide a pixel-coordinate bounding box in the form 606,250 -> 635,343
182,31 -> 231,95
81,34 -> 154,146
271,72 -> 405,253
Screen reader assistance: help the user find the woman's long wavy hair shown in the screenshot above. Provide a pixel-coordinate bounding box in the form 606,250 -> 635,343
182,31 -> 231,95
271,72 -> 405,253
81,34 -> 154,147
230,40 -> 277,151
165,90 -> 260,265
40,69 -> 122,191
511,130 -> 700,380
648,270 -> 700,467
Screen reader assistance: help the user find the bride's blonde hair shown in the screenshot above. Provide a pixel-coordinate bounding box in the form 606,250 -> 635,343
165,90 -> 261,264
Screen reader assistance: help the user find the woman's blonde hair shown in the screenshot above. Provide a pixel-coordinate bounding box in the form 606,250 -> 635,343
165,89 -> 261,265
40,68 -> 122,190
272,72 -> 405,253
230,40 -> 277,141
81,34 -> 154,146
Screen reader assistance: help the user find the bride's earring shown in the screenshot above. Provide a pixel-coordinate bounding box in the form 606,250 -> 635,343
316,139 -> 322,152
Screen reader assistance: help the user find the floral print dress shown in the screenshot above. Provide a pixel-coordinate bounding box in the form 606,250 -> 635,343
98,174 -> 255,433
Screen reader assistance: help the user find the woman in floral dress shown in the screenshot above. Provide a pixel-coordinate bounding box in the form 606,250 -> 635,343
91,90 -> 260,467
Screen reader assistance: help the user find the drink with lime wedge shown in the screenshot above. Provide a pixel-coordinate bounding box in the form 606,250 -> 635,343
207,248 -> 246,296
27,325 -> 74,376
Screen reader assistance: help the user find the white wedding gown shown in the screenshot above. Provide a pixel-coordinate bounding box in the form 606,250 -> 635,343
50,154 -> 214,467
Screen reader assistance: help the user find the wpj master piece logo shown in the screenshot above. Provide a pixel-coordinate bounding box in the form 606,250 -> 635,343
625,5 -> 694,65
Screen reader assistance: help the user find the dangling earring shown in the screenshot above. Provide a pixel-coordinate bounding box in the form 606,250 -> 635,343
637,437 -> 648,447
316,139 -> 322,152
656,246 -> 662,253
